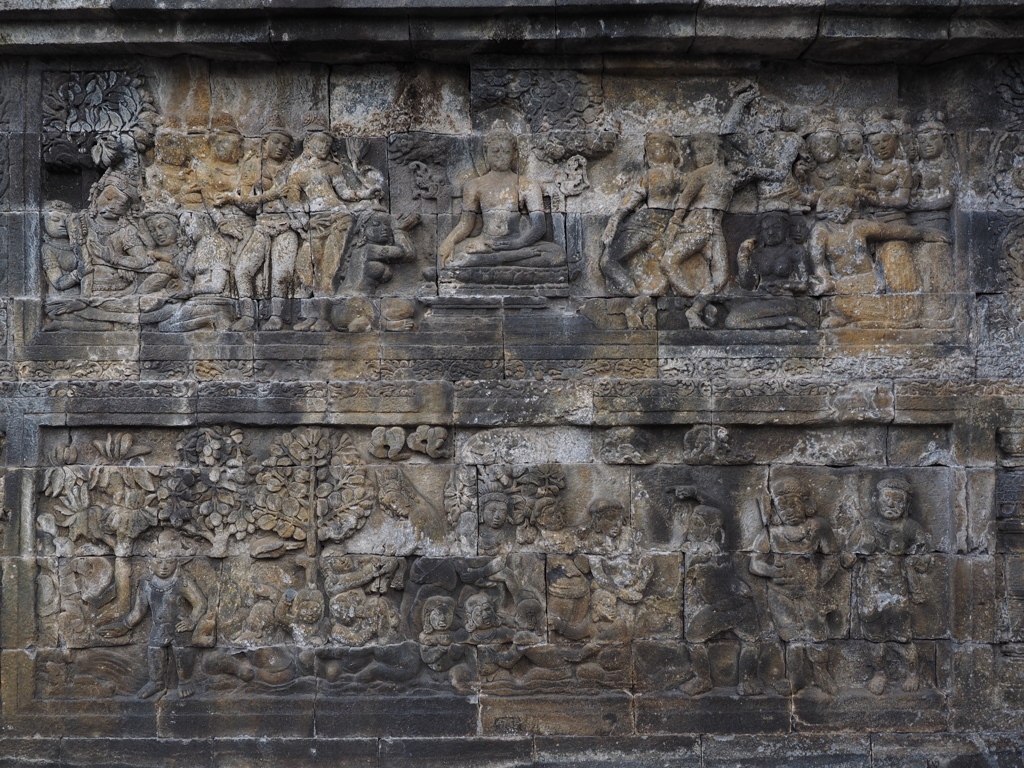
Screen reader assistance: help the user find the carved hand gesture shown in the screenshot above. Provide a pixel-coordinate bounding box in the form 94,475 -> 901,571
439,237 -> 455,261
213,191 -> 240,207
54,274 -> 79,291
922,229 -> 950,244
486,235 -> 520,251
808,275 -> 835,297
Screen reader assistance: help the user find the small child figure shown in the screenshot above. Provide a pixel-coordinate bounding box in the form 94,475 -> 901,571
99,531 -> 207,699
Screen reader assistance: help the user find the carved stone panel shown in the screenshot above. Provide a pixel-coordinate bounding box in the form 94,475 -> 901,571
0,44 -> 1023,764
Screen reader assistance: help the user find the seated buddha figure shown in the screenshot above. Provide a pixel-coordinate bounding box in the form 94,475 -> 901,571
439,122 -> 567,289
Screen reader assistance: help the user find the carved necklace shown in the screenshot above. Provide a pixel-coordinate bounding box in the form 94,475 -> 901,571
149,575 -> 177,592
90,216 -> 122,236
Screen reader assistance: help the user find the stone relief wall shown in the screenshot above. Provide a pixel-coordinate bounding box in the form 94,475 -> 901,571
2,52 -> 1024,764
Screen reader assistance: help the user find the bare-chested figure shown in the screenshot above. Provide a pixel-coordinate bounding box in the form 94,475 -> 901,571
230,123 -> 300,330
188,113 -> 255,315
600,132 -> 689,296
848,477 -> 932,696
99,532 -> 207,700
660,134 -> 746,329
439,122 -> 566,277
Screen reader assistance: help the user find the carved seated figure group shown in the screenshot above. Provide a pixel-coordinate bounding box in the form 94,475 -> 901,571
601,87 -> 956,330
42,113 -> 416,333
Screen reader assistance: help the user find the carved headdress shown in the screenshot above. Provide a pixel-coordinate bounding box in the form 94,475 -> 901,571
811,118 -> 841,137
210,112 -> 241,136
840,120 -> 863,139
771,476 -> 806,499
43,199 -> 75,214
89,168 -> 142,217
806,106 -> 840,138
150,529 -> 193,561
916,109 -> 947,133
876,476 -> 912,497
480,474 -> 512,510
817,185 -> 861,215
263,116 -> 293,141
303,113 -> 331,136
863,109 -> 899,138
422,595 -> 457,620
142,199 -> 181,219
485,119 -> 516,144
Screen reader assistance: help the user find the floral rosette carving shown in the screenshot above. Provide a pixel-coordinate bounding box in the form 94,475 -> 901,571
513,464 -> 567,542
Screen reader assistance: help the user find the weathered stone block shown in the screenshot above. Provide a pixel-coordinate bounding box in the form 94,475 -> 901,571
703,734 -> 870,767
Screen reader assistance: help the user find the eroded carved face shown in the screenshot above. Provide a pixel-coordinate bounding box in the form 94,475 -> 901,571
869,132 -> 898,161
760,215 -> 788,247
684,511 -> 714,544
790,218 -> 810,245
264,132 -> 292,162
211,133 -> 242,163
841,132 -> 863,155
515,600 -> 543,631
43,210 -> 68,239
482,500 -> 508,529
878,488 -> 909,521
148,215 -> 178,247
297,596 -> 324,625
96,186 -> 130,220
484,137 -> 515,173
468,600 -> 496,630
825,205 -> 853,225
752,98 -> 783,132
307,133 -> 332,161
365,214 -> 393,246
693,142 -> 718,168
773,492 -> 807,526
646,136 -> 677,166
917,129 -> 944,160
808,132 -> 840,164
156,134 -> 187,167
153,557 -> 177,579
591,500 -> 626,540
331,592 -> 363,624
428,604 -> 454,632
